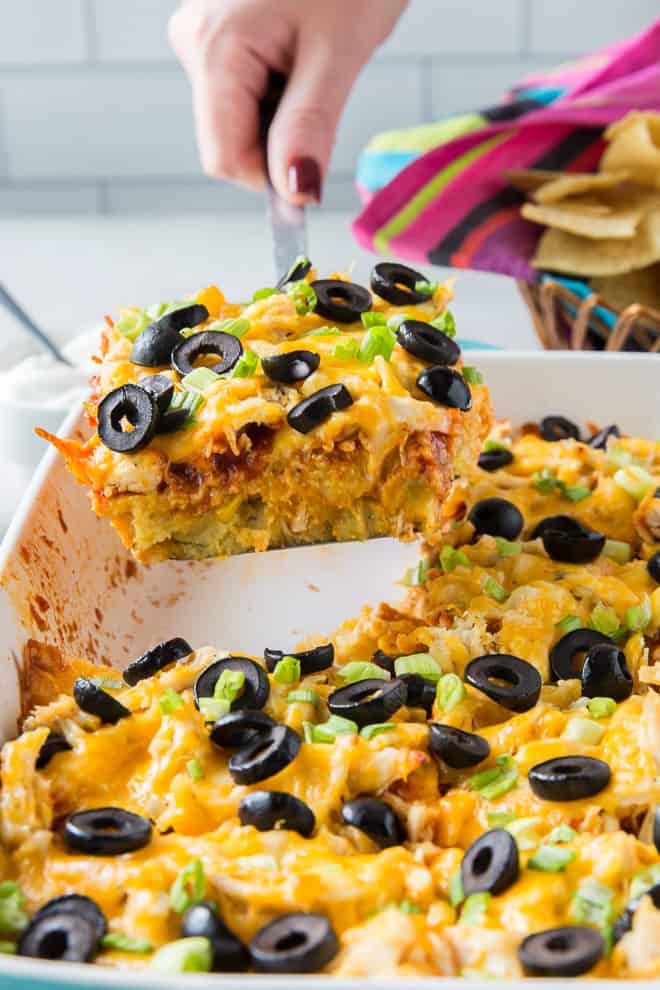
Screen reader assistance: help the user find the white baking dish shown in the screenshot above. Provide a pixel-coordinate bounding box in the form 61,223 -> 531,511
0,350 -> 658,990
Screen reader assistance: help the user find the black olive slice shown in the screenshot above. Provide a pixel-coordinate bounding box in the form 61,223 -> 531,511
371,649 -> 396,676
648,550 -> 660,583
327,677 -> 407,728
396,319 -> 461,365
30,895 -> 107,943
549,628 -> 614,682
18,912 -> 100,963
370,262 -> 430,306
398,673 -> 436,716
130,325 -> 182,368
311,279 -> 372,323
159,304 -> 209,334
416,366 -> 472,411
194,657 -> 270,712
228,724 -> 301,785
171,330 -> 242,377
464,655 -> 542,713
264,644 -> 334,676
262,350 -> 320,385
73,677 -> 131,725
533,514 -> 605,564
181,901 -> 250,971
478,448 -> 514,472
136,373 -> 174,413
63,807 -> 152,855
97,384 -> 158,454
340,797 -> 403,847
528,755 -> 611,801
238,790 -> 315,837
540,416 -> 581,442
468,497 -> 524,541
429,723 -> 490,769
123,637 -> 192,686
613,882 -> 660,942
519,926 -> 603,977
156,408 -> 190,434
581,643 -> 633,701
277,256 -> 312,289
461,828 -> 519,897
210,711 -> 276,749
36,730 -> 72,770
250,912 -> 339,973
287,383 -> 353,434
588,424 -> 620,449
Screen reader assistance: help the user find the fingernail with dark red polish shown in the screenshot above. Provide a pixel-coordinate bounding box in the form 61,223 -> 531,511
288,157 -> 321,202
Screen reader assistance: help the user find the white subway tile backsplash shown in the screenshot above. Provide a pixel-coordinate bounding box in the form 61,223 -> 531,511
1,68 -> 201,179
431,58 -> 556,116
331,61 -> 423,173
529,0 -> 657,54
0,0 -> 87,65
0,182 -> 99,214
92,0 -> 177,62
380,0 -> 524,56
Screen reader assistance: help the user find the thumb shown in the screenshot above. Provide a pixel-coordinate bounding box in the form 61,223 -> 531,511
267,43 -> 364,205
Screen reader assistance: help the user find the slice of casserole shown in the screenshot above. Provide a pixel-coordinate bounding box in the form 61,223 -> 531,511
40,261 -> 492,562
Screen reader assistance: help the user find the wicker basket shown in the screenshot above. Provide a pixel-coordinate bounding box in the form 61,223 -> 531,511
517,279 -> 660,352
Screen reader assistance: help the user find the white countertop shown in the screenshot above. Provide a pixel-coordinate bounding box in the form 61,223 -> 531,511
1,212 -> 539,362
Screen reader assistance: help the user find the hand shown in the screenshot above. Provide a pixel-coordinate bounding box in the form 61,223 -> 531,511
170,0 -> 407,204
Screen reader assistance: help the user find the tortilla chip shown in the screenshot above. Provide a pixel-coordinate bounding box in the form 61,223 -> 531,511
504,168 -> 568,194
522,197 -> 641,240
602,112 -> 660,189
532,170 -> 630,204
590,264 -> 660,312
532,206 -> 660,276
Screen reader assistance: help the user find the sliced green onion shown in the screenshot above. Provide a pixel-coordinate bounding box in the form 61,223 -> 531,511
358,324 -> 396,363
0,883 -> 27,938
181,367 -> 220,392
449,871 -> 465,908
207,317 -> 250,338
506,816 -> 543,851
302,326 -> 341,337
532,468 -> 557,494
403,558 -> 431,586
360,722 -> 396,740
386,313 -> 414,330
547,824 -> 577,844
561,484 -> 591,503
281,255 -> 311,286
625,595 -> 652,632
528,844 -> 576,873
435,673 -> 466,712
587,697 -> 617,719
495,538 -> 521,558
606,445 -> 632,470
116,310 -> 149,341
397,900 -> 422,915
150,937 -> 212,973
159,688 -> 184,715
361,311 -> 387,328
338,661 -> 389,684
468,757 -> 519,800
214,669 -> 245,703
487,811 -> 516,828
483,575 -> 507,603
462,366 -> 483,385
304,714 -> 358,743
394,653 -> 442,682
287,280 -> 317,316
430,310 -> 456,338
602,539 -> 632,565
102,932 -> 154,954
252,287 -> 278,303
571,878 -> 614,928
334,338 -> 360,360
614,465 -> 655,502
483,435 -> 509,453
414,280 -> 438,296
145,299 -> 187,321
563,717 -> 605,745
630,863 -> 660,902
90,677 -> 123,690
198,697 -> 230,722
556,615 -> 582,636
272,656 -> 301,685
186,758 -> 204,782
0,942 -> 15,954
440,545 -> 471,573
286,689 -> 320,705
460,892 -> 490,925
589,603 -> 621,638
231,348 -> 259,378
170,860 -> 205,914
